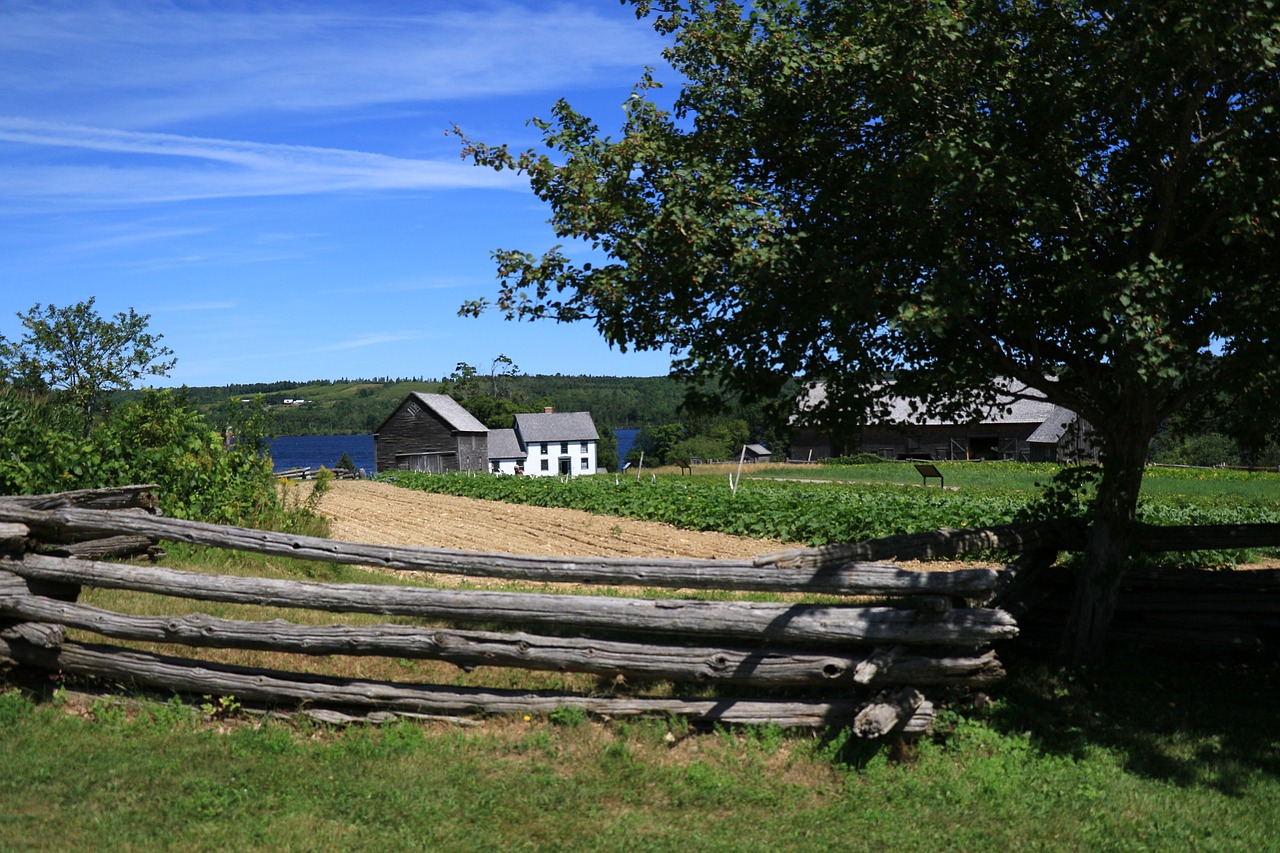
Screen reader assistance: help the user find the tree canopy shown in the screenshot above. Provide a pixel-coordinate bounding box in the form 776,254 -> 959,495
0,298 -> 176,434
459,0 -> 1280,663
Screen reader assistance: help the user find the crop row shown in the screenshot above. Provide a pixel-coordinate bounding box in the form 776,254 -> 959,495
381,471 -> 1025,545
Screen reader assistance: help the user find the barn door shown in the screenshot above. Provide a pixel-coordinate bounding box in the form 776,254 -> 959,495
398,453 -> 444,473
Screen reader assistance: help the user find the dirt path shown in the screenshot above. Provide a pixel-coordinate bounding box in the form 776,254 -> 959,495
316,479 -> 792,559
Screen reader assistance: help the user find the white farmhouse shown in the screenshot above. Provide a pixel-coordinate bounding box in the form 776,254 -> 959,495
486,428 -> 527,475
492,408 -> 600,476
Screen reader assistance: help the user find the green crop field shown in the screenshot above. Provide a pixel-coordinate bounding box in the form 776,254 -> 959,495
379,462 -> 1280,566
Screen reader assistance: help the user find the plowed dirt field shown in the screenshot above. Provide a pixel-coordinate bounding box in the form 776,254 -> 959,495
316,479 -> 792,559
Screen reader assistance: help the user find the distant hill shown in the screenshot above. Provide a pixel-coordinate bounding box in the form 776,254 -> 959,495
165,375 -> 686,436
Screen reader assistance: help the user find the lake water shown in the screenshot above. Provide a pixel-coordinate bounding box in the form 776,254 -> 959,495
269,434 -> 376,473
270,429 -> 637,474
614,428 -> 639,463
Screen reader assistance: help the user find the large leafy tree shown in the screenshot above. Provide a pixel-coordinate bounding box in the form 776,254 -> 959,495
457,0 -> 1280,664
0,298 -> 177,435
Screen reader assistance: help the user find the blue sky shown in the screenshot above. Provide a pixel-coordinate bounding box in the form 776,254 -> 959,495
0,0 -> 677,387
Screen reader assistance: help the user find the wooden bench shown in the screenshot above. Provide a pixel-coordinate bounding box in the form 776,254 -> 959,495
914,463 -> 944,488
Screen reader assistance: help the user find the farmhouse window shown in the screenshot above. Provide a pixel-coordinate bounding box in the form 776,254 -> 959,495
580,442 -> 589,453
580,457 -> 589,470
540,443 -> 548,455
540,459 -> 549,472
560,442 -> 569,454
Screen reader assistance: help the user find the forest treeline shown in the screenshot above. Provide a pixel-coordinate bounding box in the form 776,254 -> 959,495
165,370 -> 797,466
175,374 -> 687,434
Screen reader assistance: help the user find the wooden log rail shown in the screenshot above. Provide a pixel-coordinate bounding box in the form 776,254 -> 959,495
0,487 -> 1026,733
0,502 -> 1003,597
0,637 -> 925,730
0,588 -> 1009,688
1004,563 -> 1280,651
5,554 -> 1017,646
1132,523 -> 1280,552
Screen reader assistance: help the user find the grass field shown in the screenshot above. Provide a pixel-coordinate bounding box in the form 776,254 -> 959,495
2,640 -> 1276,850
747,458 -> 1280,501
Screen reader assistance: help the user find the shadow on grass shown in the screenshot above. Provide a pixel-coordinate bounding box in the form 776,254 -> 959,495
987,638 -> 1280,796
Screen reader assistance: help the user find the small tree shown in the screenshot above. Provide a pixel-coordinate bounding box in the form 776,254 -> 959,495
0,298 -> 176,435
488,354 -> 521,399
595,425 -> 620,472
335,451 -> 359,476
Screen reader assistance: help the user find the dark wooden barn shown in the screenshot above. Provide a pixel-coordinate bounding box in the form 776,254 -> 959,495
374,392 -> 489,473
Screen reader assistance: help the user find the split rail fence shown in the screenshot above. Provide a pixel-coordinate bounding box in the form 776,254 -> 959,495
0,486 -> 1026,735
1,486 -> 1276,733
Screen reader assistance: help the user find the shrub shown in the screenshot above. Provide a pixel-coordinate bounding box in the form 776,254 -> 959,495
0,388 -> 320,531
826,453 -> 892,466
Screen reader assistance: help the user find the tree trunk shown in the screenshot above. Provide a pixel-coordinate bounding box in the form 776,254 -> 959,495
1059,424 -> 1149,666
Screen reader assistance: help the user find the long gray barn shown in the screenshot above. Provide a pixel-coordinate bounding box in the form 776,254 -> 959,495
374,392 -> 489,473
791,380 -> 1097,463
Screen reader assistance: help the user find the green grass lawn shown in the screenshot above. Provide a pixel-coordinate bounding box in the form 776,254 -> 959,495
2,644 -> 1276,850
750,459 -> 1280,502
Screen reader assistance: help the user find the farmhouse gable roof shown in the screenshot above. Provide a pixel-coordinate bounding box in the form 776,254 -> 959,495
513,412 -> 600,443
487,428 -> 525,460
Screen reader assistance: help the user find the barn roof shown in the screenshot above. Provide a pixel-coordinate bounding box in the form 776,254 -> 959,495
1026,406 -> 1080,444
487,428 -> 524,460
513,411 -> 599,443
411,393 -> 488,433
798,379 -> 1065,427
881,388 -> 1059,425
373,392 -> 488,436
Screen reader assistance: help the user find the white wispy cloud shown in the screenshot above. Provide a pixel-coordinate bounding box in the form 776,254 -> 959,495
0,1 -> 665,128
313,333 -> 419,353
325,275 -> 486,296
0,118 -> 523,207
69,226 -> 214,253
174,331 -> 420,375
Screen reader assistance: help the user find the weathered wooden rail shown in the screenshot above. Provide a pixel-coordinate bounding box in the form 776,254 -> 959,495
0,486 -> 1020,734
276,467 -> 362,481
